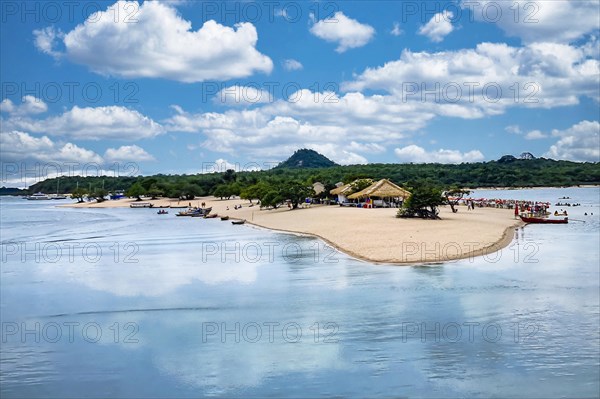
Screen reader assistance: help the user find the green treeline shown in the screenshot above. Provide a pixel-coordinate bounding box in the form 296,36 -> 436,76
22,157 -> 600,199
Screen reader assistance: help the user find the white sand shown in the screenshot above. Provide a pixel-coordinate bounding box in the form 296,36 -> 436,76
62,196 -> 522,264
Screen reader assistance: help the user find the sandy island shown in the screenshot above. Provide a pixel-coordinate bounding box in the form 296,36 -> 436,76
62,197 -> 523,265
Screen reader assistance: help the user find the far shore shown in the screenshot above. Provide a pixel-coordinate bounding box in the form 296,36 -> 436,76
470,185 -> 600,191
60,196 -> 524,265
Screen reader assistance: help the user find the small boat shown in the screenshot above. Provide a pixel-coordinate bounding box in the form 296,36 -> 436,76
231,219 -> 246,225
170,205 -> 189,209
220,216 -> 230,221
130,202 -> 154,208
520,215 -> 568,224
157,210 -> 168,215
176,207 -> 212,217
27,192 -> 51,200
110,190 -> 125,200
50,180 -> 67,199
204,214 -> 218,219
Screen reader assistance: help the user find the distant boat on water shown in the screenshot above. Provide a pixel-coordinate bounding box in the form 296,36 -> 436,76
27,192 -> 51,200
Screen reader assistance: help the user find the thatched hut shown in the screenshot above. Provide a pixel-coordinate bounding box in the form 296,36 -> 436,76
329,182 -> 354,203
347,179 -> 411,207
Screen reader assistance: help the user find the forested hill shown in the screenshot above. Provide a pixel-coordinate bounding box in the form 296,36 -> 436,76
275,149 -> 338,169
23,156 -> 600,198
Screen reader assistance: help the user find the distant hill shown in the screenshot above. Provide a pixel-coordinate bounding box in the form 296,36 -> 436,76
276,149 -> 338,169
0,187 -> 27,196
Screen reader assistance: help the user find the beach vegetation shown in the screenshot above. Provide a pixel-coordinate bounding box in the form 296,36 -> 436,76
398,185 -> 445,219
126,182 -> 146,201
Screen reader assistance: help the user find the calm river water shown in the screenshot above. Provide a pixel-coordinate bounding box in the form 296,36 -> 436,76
1,187 -> 598,398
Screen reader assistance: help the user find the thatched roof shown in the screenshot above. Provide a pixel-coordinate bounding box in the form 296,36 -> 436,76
347,179 -> 411,199
330,183 -> 353,196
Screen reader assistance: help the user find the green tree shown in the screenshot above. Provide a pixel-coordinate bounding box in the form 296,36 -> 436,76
126,182 -> 146,201
90,188 -> 108,203
71,187 -> 87,203
398,185 -> 445,219
443,187 -> 471,213
213,184 -> 230,199
147,184 -> 164,200
261,190 -> 284,209
181,183 -> 201,200
280,181 -> 313,209
222,169 -> 237,183
241,181 -> 272,203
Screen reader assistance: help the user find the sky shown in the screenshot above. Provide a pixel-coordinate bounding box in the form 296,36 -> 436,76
1,0 -> 599,186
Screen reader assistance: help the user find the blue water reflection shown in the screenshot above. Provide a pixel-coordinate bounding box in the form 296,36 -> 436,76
1,188 -> 598,398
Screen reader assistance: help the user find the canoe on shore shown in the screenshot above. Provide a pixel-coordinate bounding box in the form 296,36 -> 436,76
520,215 -> 568,224
231,219 -> 246,225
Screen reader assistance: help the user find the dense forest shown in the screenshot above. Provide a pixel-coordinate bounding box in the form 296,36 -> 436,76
15,152 -> 599,201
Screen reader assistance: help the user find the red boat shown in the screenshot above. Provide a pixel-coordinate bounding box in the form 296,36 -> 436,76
520,215 -> 568,224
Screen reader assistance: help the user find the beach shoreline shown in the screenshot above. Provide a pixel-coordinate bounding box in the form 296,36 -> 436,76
60,196 -> 524,265
245,220 -> 522,266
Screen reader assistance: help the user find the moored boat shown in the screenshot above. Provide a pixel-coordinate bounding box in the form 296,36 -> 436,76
27,192 -> 51,200
110,190 -> 125,200
177,207 -> 212,217
220,216 -> 229,221
520,215 -> 568,224
130,202 -> 154,208
231,219 -> 246,225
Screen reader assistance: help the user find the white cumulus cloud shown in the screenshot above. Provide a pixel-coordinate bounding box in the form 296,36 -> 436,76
461,0 -> 600,44
394,145 -> 484,163
343,41 -> 600,117
524,130 -> 547,140
163,90 -> 436,164
35,0 -> 272,82
309,11 -> 375,53
104,145 -> 155,162
0,131 -> 103,164
33,26 -> 63,58
214,85 -> 274,106
4,105 -> 164,140
0,96 -> 48,116
390,22 -> 403,36
282,59 -> 303,71
544,120 -> 600,162
418,11 -> 455,42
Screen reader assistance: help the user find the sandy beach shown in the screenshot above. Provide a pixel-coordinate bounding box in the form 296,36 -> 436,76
61,196 -> 523,264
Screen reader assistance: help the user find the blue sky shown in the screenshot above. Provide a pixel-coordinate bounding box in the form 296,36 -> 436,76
1,0 -> 599,185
